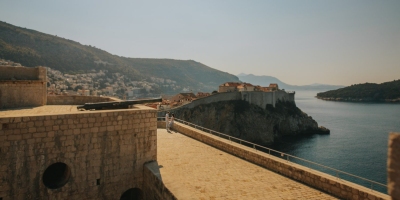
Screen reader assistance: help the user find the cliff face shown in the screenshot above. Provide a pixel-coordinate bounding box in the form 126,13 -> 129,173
169,100 -> 323,146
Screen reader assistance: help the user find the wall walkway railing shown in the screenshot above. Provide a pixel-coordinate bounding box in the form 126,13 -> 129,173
158,117 -> 388,194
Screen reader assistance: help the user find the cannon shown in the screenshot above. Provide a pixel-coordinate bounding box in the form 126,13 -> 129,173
77,97 -> 162,111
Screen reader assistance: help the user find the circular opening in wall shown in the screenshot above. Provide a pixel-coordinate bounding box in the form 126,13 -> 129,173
42,162 -> 71,189
120,188 -> 143,200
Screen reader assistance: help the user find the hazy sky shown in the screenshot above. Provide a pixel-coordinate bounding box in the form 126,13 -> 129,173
1,0 -> 399,85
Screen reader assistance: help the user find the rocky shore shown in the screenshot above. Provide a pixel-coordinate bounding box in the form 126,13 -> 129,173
316,96 -> 400,103
162,100 -> 329,146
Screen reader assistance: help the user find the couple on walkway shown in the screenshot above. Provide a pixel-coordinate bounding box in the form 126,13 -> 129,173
165,111 -> 175,132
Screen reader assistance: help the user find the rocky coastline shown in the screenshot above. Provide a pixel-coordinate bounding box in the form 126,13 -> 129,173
316,96 -> 400,103
161,100 -> 329,146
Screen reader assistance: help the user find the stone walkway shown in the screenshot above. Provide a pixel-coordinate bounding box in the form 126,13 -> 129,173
157,128 -> 337,200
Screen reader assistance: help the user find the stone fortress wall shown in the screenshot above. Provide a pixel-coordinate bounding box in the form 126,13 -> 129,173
0,107 -> 162,200
158,90 -> 295,117
240,90 -> 295,108
0,66 -> 47,109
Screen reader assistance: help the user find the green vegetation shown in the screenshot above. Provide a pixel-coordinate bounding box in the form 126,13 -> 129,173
0,21 -> 239,92
317,80 -> 400,102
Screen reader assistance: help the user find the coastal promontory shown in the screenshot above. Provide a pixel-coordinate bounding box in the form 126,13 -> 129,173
163,100 -> 328,146
316,80 -> 400,102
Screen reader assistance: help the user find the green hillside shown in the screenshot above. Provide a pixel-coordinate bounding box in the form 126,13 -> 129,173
0,21 -> 238,92
317,80 -> 400,102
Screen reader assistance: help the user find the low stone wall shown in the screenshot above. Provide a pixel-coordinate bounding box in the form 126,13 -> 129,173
157,121 -> 390,200
143,161 -> 177,200
0,66 -> 46,81
388,132 -> 400,199
0,108 -> 157,199
47,95 -> 118,105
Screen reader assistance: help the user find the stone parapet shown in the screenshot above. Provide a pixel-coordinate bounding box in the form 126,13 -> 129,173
0,66 -> 47,109
388,132 -> 400,199
157,121 -> 390,200
47,95 -> 118,105
143,161 -> 177,200
0,66 -> 46,81
0,81 -> 47,109
0,108 -> 157,200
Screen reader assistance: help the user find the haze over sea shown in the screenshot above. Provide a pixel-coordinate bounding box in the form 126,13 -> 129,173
274,90 -> 400,193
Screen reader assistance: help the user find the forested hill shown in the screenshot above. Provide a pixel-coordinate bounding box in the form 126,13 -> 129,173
0,21 -> 238,92
316,80 -> 400,102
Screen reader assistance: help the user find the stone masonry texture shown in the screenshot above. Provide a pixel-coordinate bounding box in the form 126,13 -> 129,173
0,81 -> 47,109
143,161 -> 177,200
0,67 -> 47,109
0,107 -> 157,200
0,66 -> 46,81
388,132 -> 400,200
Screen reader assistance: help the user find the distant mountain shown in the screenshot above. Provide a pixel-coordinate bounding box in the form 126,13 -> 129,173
237,74 -> 344,91
316,80 -> 400,102
0,21 -> 239,93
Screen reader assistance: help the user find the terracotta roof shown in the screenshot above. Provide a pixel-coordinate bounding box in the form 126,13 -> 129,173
197,92 -> 210,97
197,92 -> 210,95
179,93 -> 197,98
242,83 -> 254,87
269,83 -> 278,87
220,82 -> 242,87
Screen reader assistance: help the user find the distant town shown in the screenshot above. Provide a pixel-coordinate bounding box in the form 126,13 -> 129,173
1,58 -> 283,110
1,58 -> 189,99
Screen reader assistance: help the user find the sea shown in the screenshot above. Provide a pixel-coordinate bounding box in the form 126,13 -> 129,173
273,90 -> 400,194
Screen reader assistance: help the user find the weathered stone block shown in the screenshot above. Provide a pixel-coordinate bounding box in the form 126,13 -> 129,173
7,134 -> 22,140
34,121 -> 43,126
28,127 -> 37,133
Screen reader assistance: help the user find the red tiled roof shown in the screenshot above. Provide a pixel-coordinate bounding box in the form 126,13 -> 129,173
220,82 -> 242,87
179,93 -> 196,98
269,83 -> 278,87
242,83 -> 254,87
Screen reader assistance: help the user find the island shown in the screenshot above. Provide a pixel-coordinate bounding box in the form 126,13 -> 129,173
316,80 -> 400,102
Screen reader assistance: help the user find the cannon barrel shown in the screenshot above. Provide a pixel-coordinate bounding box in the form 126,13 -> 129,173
77,97 -> 162,110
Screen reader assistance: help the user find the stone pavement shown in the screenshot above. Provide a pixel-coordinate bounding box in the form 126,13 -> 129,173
157,128 -> 337,200
0,105 -> 148,117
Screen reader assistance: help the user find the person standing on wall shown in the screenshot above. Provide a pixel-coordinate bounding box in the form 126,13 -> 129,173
169,113 -> 175,131
165,111 -> 170,131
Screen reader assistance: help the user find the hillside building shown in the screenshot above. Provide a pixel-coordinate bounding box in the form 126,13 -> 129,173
196,92 -> 210,98
219,82 -> 279,93
170,93 -> 197,105
218,82 -> 242,92
269,83 -> 279,91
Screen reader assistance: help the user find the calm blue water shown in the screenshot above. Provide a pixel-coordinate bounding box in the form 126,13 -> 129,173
274,90 -> 400,193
